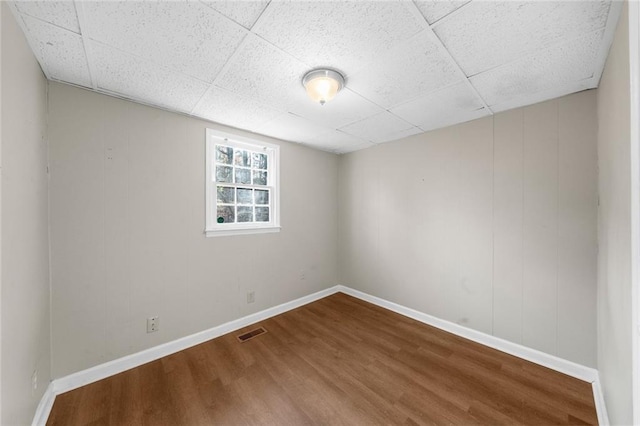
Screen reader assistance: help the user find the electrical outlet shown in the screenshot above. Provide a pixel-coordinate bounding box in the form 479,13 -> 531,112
31,370 -> 38,394
247,291 -> 255,304
300,270 -> 306,281
147,316 -> 159,333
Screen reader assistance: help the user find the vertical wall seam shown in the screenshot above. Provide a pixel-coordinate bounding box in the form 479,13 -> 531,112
521,108 -> 525,345
0,3 -> 3,418
556,100 -> 560,357
125,104 -> 132,354
491,115 -> 495,336
102,102 -> 108,363
46,80 -> 54,382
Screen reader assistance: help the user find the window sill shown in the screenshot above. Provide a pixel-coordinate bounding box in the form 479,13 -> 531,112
205,226 -> 281,238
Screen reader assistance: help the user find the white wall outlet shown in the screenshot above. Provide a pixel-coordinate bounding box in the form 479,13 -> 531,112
247,291 -> 255,304
147,316 -> 159,333
31,370 -> 38,394
300,270 -> 306,281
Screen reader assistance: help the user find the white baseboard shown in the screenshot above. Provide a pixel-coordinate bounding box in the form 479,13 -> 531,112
35,285 -> 340,425
337,286 -> 608,424
31,382 -> 55,426
53,285 -> 341,395
337,285 -> 599,383
35,284 -> 608,425
593,374 -> 610,426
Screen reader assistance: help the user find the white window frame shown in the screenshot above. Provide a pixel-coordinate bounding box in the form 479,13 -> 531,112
205,128 -> 280,237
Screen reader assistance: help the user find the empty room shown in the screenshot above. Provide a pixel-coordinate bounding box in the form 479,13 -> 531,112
1,0 -> 639,425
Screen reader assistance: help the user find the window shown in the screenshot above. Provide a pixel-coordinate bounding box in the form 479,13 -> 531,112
205,129 -> 280,237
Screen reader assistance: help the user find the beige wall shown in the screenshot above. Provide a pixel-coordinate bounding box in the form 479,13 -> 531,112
1,4 -> 3,422
1,3 -> 51,425
597,3 -> 634,424
339,90 -> 598,367
48,82 -> 339,378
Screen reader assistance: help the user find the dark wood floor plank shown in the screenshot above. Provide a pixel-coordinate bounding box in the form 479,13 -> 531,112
250,322 -> 367,425
106,369 -> 143,426
47,293 -> 598,425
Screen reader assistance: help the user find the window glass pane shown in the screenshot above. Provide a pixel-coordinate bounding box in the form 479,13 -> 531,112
216,146 -> 233,164
237,206 -> 253,223
216,206 -> 235,223
252,170 -> 267,186
216,186 -> 234,204
237,188 -> 253,204
216,165 -> 233,183
235,168 -> 251,184
255,207 -> 269,222
208,131 -> 279,233
252,152 -> 268,169
234,150 -> 251,167
255,189 -> 269,205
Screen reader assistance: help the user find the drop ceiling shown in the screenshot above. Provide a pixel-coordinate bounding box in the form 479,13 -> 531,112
8,0 -> 621,154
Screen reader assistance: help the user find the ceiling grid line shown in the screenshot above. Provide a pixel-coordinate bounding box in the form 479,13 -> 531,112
10,0 -> 618,153
246,0 -> 273,32
5,2 -> 52,80
188,33 -> 255,115
12,12 -> 78,35
401,0 -> 494,116
467,26 -> 612,84
391,78 -> 474,111
74,1 -> 98,90
244,0 -> 275,40
87,38 -> 212,87
190,1 -> 313,117
590,0 -> 624,86
427,0 -> 473,29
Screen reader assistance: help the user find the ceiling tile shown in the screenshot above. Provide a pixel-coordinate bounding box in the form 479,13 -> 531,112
289,88 -> 384,130
84,1 -> 247,83
339,111 -> 417,144
470,30 -> 603,107
489,80 -> 594,114
199,0 -> 269,29
14,1 -> 80,33
305,129 -> 373,153
192,86 -> 282,131
390,82 -> 485,130
253,113 -> 333,145
418,108 -> 489,133
253,1 -> 424,75
434,1 -> 611,76
413,0 -> 471,25
92,43 -> 209,113
339,142 -> 376,154
22,15 -> 91,87
215,35 -> 309,111
374,127 -> 424,145
347,30 -> 461,108
11,0 -> 617,154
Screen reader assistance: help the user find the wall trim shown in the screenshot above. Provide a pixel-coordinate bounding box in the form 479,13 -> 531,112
31,383 -> 55,426
593,373 -> 611,426
35,285 -> 606,424
336,285 -> 599,383
33,285 -> 341,425
52,285 -> 341,395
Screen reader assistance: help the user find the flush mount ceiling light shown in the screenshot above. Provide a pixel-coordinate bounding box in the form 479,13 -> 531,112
302,69 -> 345,106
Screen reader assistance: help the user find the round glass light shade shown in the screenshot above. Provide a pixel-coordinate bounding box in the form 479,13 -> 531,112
302,69 -> 345,105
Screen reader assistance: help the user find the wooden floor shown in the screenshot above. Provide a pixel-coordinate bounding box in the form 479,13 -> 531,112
47,293 -> 598,425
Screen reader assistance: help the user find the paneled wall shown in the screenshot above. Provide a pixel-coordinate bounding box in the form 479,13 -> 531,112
339,90 -> 597,366
1,4 -> 51,424
48,83 -> 338,378
596,3 -> 634,424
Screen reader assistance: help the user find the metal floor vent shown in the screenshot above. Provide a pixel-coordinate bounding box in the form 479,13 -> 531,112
237,327 -> 267,343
